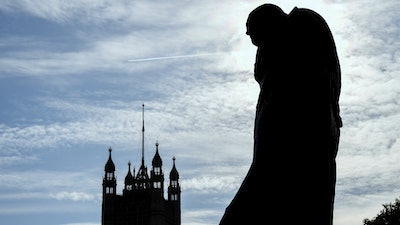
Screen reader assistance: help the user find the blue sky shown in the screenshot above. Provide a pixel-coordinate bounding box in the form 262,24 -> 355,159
0,0 -> 399,225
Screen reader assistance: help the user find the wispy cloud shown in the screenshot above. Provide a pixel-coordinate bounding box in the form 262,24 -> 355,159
50,191 -> 96,202
127,53 -> 225,62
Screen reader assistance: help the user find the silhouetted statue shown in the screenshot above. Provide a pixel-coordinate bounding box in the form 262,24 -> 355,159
219,4 -> 342,225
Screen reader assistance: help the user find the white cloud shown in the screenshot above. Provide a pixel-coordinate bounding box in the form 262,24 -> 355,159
50,191 -> 96,201
0,1 -> 257,78
182,175 -> 241,194
0,170 -> 100,194
182,209 -> 221,225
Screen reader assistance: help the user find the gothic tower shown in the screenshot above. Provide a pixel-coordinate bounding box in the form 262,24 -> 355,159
101,105 -> 181,225
167,156 -> 181,225
151,142 -> 164,194
102,147 -> 117,225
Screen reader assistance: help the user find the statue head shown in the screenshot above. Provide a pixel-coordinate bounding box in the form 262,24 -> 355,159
246,4 -> 287,47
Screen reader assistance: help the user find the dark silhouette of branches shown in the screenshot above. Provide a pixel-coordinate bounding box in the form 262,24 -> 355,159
363,197 -> 400,225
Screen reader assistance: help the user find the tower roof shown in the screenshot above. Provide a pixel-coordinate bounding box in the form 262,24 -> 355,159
125,161 -> 134,183
105,147 -> 115,172
169,156 -> 179,180
152,141 -> 163,167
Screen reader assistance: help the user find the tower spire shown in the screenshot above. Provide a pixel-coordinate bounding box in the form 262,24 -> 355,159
136,103 -> 150,189
141,103 -> 145,165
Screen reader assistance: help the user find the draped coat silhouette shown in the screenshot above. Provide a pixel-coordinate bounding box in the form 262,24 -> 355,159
219,4 -> 342,225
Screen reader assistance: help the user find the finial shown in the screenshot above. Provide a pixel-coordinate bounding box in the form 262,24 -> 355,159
155,141 -> 159,147
108,147 -> 112,158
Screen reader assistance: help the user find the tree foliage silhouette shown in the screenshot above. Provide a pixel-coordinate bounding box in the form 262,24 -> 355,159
363,197 -> 400,225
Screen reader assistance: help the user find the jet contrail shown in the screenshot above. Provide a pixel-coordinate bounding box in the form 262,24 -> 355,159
127,52 -> 224,62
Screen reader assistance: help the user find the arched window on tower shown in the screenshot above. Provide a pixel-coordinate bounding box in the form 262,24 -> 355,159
154,167 -> 161,175
153,181 -> 161,189
171,194 -> 178,201
106,187 -> 114,194
106,172 -> 113,180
